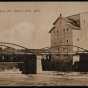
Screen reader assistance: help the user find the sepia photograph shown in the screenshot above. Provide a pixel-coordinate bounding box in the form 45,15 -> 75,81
0,1 -> 87,86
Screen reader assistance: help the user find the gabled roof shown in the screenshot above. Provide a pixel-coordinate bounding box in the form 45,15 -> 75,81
49,26 -> 55,33
49,13 -> 80,33
49,13 -> 63,33
53,13 -> 62,25
66,14 -> 80,28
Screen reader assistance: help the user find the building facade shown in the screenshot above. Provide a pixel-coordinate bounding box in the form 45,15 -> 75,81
49,13 -> 80,69
42,12 -> 88,71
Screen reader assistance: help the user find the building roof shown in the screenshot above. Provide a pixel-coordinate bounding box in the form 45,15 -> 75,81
53,13 -> 62,25
66,14 -> 80,28
49,13 -> 80,33
49,26 -> 55,33
49,13 -> 63,33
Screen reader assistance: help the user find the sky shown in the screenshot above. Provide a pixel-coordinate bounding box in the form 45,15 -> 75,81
0,2 -> 88,49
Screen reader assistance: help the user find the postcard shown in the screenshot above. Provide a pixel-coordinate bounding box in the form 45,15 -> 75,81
0,1 -> 87,86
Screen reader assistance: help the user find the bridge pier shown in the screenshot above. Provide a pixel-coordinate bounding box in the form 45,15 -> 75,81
19,55 -> 43,74
0,53 -> 38,74
36,56 -> 42,74
18,54 -> 37,74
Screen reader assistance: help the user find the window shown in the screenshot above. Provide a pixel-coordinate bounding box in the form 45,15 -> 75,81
64,54 -> 68,56
58,48 -> 59,51
67,40 -> 68,43
63,48 -> 66,51
56,54 -> 60,56
63,28 -> 69,32
63,28 -> 65,32
53,30 -> 55,34
66,48 -> 69,53
67,28 -> 69,31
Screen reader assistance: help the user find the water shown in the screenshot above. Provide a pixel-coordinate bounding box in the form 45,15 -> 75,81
0,59 -> 88,86
0,69 -> 88,86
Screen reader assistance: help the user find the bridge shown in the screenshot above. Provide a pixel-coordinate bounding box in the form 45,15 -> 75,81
0,42 -> 87,54
0,42 -> 87,74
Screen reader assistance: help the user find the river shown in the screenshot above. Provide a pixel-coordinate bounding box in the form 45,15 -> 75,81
0,58 -> 88,86
0,69 -> 88,86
